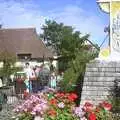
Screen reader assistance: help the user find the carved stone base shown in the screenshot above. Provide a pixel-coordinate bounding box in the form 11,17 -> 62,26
80,60 -> 120,105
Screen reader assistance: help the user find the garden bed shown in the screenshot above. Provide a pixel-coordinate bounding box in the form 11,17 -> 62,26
11,89 -> 120,120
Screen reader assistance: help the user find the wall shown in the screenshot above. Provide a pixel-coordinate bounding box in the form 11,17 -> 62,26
80,60 -> 120,105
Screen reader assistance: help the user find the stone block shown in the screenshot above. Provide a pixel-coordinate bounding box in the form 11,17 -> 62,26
86,67 -> 98,72
80,61 -> 120,105
115,73 -> 120,77
92,81 -> 104,86
104,72 -> 116,77
116,68 -> 120,72
84,77 -> 88,81
98,67 -> 116,72
85,72 -> 105,77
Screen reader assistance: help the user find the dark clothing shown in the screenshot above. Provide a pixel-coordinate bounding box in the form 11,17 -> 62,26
31,80 -> 38,93
14,80 -> 26,94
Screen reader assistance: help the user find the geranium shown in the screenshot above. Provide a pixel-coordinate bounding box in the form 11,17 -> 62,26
67,93 -> 78,102
88,112 -> 96,120
55,92 -> 65,98
48,109 -> 57,117
13,90 -> 114,120
100,101 -> 112,111
49,98 -> 57,105
83,102 -> 94,112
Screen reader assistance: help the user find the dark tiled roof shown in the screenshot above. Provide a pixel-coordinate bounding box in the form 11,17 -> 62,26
0,28 -> 54,59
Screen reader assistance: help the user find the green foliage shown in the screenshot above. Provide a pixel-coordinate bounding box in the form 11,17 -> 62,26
96,109 -> 111,120
61,50 -> 98,92
40,20 -> 89,56
0,51 -> 22,84
96,110 -> 120,120
41,20 -> 99,92
110,97 -> 120,113
11,113 -> 33,120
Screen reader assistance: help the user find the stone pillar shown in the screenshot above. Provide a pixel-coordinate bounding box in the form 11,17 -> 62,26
80,60 -> 120,105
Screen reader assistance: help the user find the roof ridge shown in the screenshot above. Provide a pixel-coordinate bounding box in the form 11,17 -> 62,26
0,27 -> 36,30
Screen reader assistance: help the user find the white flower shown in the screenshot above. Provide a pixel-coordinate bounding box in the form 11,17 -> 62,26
80,117 -> 87,120
58,102 -> 65,108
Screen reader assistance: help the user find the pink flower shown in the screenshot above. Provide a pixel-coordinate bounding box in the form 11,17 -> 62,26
83,102 -> 94,112
100,101 -> 112,111
73,106 -> 85,118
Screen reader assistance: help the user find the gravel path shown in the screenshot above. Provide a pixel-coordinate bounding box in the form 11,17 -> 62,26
0,104 -> 16,120
0,96 -> 19,120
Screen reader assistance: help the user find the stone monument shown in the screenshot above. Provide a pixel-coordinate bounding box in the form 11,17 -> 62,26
98,0 -> 120,60
80,0 -> 120,105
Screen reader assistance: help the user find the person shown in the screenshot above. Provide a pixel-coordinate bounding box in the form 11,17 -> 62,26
31,66 -> 38,93
34,65 -> 40,78
23,63 -> 33,92
50,72 -> 56,89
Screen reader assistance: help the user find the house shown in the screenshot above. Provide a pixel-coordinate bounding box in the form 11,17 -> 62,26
0,27 -> 54,67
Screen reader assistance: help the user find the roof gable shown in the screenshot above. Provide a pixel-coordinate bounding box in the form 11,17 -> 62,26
0,28 -> 53,59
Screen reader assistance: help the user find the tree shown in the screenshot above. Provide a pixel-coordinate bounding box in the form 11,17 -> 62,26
0,51 -> 22,85
40,20 -> 89,57
40,20 -> 99,94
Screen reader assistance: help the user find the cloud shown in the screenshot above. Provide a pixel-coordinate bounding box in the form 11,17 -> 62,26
0,0 -> 46,33
0,0 -> 108,45
48,5 -> 107,45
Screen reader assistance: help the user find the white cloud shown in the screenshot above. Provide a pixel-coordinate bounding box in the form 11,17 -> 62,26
0,0 -> 108,45
0,0 -> 46,33
48,5 -> 107,45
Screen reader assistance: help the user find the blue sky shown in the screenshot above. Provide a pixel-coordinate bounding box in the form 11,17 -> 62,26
0,0 -> 109,47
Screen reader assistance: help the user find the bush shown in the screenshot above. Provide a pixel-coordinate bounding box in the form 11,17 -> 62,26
109,79 -> 120,113
60,50 -> 97,93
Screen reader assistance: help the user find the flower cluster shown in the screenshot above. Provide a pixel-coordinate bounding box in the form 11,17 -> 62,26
45,92 -> 78,119
13,91 -> 113,120
73,101 -> 112,120
13,94 -> 48,116
14,92 -> 78,119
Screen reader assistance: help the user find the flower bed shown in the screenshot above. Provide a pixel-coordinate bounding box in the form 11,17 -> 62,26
12,91 -> 119,120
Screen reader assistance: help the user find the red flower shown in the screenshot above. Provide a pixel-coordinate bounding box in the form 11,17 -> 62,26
49,99 -> 57,105
100,101 -> 112,111
55,93 -> 65,98
88,112 -> 96,120
84,102 -> 94,112
23,90 -> 29,99
67,93 -> 78,102
48,109 -> 57,117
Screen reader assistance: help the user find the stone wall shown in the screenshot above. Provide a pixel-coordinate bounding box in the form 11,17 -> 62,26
80,60 -> 120,105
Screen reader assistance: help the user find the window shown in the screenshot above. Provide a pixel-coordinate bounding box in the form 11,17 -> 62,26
17,54 -> 31,60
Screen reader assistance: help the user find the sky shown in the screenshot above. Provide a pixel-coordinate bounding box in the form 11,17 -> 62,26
0,0 -> 109,47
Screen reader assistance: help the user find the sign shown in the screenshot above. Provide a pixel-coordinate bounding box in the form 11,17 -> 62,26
112,1 -> 120,53
99,47 -> 110,59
